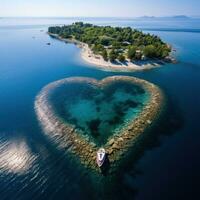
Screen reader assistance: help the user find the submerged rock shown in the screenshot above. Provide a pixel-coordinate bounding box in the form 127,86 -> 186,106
35,76 -> 163,173
147,120 -> 152,124
108,139 -> 115,146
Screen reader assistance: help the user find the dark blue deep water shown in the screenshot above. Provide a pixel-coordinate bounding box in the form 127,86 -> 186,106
0,18 -> 200,200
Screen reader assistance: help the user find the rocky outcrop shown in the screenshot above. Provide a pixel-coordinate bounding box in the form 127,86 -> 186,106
35,76 -> 163,172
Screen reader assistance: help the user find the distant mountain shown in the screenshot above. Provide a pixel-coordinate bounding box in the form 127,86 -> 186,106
139,16 -> 156,19
172,15 -> 190,19
137,15 -> 191,20
138,16 -> 157,20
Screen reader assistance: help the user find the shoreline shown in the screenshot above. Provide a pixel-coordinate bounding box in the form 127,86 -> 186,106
35,76 -> 164,173
48,33 -> 175,72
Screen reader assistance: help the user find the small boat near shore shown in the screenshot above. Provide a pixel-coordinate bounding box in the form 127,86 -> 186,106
96,148 -> 106,167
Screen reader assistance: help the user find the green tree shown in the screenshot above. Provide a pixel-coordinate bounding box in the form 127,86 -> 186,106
48,22 -> 171,61
109,50 -> 118,62
161,50 -> 169,58
127,46 -> 137,60
118,54 -> 126,62
102,49 -> 108,61
100,36 -> 112,46
92,44 -> 104,54
112,41 -> 121,49
143,45 -> 157,58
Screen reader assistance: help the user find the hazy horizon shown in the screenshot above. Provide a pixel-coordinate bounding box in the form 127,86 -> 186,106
0,15 -> 199,19
0,0 -> 199,18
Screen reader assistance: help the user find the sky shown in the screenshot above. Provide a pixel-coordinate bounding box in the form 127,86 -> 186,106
0,0 -> 199,18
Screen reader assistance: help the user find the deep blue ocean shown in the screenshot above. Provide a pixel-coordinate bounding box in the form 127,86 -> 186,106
0,17 -> 200,200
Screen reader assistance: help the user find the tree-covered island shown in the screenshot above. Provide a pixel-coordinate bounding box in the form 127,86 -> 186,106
48,22 -> 172,64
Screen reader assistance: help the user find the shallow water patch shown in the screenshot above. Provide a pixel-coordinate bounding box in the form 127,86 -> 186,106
35,76 -> 163,172
48,80 -> 149,145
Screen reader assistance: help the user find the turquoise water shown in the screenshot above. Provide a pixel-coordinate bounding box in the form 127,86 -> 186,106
0,18 -> 200,200
49,80 -> 149,145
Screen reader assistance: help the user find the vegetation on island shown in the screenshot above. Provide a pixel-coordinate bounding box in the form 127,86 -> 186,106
48,22 -> 171,62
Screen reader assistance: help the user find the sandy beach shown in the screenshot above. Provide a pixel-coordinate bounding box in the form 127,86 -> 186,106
49,33 -> 167,72
80,43 -> 163,72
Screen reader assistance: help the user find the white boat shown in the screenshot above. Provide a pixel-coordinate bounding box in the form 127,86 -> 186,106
96,148 -> 106,167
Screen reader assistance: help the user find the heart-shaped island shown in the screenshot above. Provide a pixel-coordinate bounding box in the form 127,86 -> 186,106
35,76 -> 163,172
